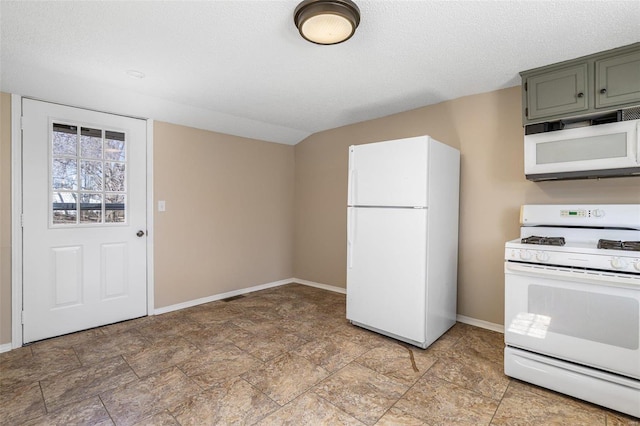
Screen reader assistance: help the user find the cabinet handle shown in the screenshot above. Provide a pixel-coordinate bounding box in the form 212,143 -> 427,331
600,88 -> 607,94
577,92 -> 584,98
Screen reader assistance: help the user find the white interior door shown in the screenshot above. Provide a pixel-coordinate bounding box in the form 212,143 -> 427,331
346,207 -> 427,343
21,99 -> 147,343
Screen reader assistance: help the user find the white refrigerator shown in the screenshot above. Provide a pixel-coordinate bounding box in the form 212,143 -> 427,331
346,135 -> 460,349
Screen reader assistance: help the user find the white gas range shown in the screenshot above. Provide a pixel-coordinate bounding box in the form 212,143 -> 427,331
504,204 -> 640,418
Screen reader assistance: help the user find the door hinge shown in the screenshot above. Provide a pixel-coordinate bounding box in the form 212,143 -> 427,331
21,311 -> 25,325
20,213 -> 24,227
525,107 -> 529,118
524,82 -> 528,91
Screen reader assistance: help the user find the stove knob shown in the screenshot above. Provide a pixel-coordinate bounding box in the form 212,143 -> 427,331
536,251 -> 550,262
611,257 -> 628,270
519,250 -> 532,260
635,261 -> 640,272
592,209 -> 605,218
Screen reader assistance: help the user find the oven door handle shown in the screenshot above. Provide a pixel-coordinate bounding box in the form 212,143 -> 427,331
505,262 -> 640,290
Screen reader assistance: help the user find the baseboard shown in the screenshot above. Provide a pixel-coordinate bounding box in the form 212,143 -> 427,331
456,314 -> 504,333
0,342 -> 12,354
291,278 -> 346,294
153,278 -> 294,315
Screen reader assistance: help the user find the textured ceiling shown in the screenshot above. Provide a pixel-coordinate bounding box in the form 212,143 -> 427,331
1,1 -> 639,145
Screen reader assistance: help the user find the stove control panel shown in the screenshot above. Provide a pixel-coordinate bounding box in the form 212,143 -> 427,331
559,208 -> 605,218
520,204 -> 640,229
505,246 -> 640,274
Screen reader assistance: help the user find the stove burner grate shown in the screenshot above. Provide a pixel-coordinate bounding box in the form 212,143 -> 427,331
597,239 -> 640,251
521,236 -> 566,246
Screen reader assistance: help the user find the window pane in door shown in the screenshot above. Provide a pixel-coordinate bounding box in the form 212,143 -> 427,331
52,158 -> 78,190
52,192 -> 77,224
50,123 -> 127,227
105,131 -> 126,161
52,123 -> 77,156
80,193 -> 102,223
105,162 -> 126,191
80,127 -> 103,159
80,160 -> 103,191
105,194 -> 126,223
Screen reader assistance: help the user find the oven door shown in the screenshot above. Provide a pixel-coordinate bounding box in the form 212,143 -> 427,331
505,261 -> 640,379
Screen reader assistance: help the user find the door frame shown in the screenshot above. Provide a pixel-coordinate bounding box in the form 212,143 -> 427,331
10,94 -> 155,349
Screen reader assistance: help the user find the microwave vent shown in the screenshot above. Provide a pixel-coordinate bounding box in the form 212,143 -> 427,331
621,107 -> 640,121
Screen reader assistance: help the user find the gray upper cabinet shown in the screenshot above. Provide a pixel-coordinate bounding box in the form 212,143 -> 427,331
595,50 -> 640,109
525,63 -> 589,121
521,43 -> 640,125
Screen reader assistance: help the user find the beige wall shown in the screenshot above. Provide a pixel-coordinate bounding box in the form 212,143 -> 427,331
2,85 -> 639,346
293,86 -> 640,325
1,93 -> 11,344
0,104 -> 295,345
153,121 -> 295,308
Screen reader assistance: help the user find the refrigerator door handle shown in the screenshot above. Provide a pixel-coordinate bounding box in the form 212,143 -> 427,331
347,208 -> 355,268
348,168 -> 357,206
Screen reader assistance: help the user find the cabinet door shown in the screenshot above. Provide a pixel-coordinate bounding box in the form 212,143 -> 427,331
595,50 -> 640,109
526,63 -> 589,121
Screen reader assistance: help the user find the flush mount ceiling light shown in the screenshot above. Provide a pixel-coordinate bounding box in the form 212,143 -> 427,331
294,0 -> 360,45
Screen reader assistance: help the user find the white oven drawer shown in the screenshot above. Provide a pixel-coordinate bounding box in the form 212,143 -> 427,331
505,262 -> 640,379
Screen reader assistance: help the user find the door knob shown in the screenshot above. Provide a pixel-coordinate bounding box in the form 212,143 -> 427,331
136,230 -> 145,237
600,88 -> 607,94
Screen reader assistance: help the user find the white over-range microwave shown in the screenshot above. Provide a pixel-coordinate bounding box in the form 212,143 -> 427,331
524,118 -> 640,181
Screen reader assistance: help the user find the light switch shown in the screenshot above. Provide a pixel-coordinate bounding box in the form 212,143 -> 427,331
158,200 -> 166,212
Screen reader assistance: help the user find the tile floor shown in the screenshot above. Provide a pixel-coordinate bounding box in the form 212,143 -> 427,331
1,283 -> 638,425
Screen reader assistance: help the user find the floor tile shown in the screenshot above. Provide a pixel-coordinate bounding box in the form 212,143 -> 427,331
293,334 -> 370,373
427,350 -> 509,400
74,329 -> 149,365
137,313 -> 205,341
256,392 -> 365,425
327,322 -> 392,349
0,345 -> 32,363
170,376 -> 279,425
374,407 -> 428,425
0,381 -> 46,424
100,366 -> 200,426
23,396 -> 113,426
41,355 -> 138,411
123,337 -> 202,377
30,328 -> 105,355
178,344 -> 262,388
131,410 -> 180,425
491,382 -> 606,425
180,321 -> 236,352
451,327 -> 504,364
2,286 -> 627,425
184,303 -> 243,325
394,371 -> 499,425
314,362 -> 408,425
100,316 -> 156,335
276,315 -> 341,341
229,320 -> 309,362
355,340 -> 437,385
242,352 -> 329,406
0,346 -> 80,392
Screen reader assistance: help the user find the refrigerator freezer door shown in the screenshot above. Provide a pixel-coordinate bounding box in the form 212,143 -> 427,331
349,136 -> 428,207
347,207 -> 427,343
